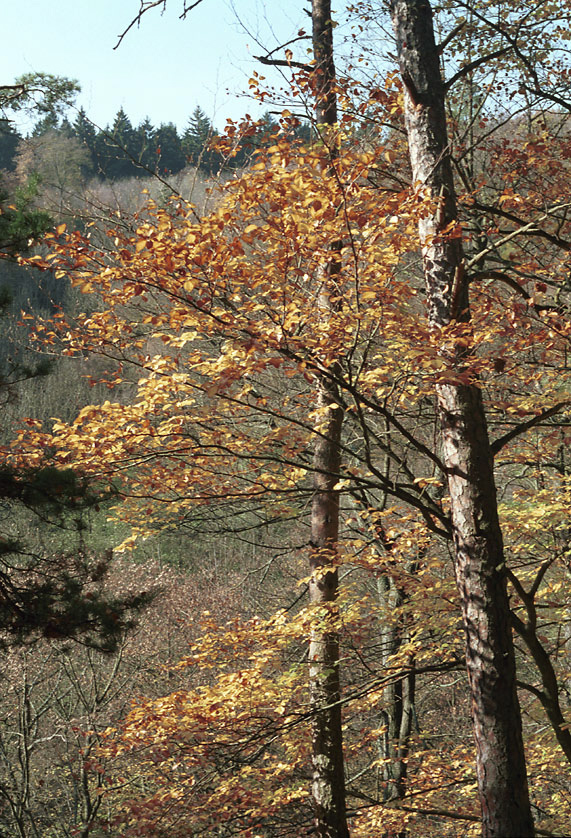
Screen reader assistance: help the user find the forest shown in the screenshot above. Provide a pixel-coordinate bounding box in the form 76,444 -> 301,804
0,0 -> 570,836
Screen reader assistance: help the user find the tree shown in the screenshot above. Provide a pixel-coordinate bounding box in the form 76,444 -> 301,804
14,130 -> 93,210
389,0 -> 534,834
15,1 -> 571,835
71,107 -> 100,175
182,105 -> 217,172
154,121 -> 186,174
0,558 -> 205,838
101,108 -> 139,180
0,119 -> 20,171
0,74 -> 81,250
0,173 -> 51,254
305,1 -> 349,835
134,116 -> 158,170
0,89 -> 152,654
0,430 -> 151,651
0,73 -> 79,124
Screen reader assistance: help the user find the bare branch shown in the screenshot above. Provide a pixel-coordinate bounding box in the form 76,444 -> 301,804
254,55 -> 312,71
491,402 -> 570,456
444,47 -> 511,90
522,84 -> 571,113
255,34 -> 311,60
180,0 -> 207,19
466,202 -> 571,268
115,0 -> 206,49
436,19 -> 466,55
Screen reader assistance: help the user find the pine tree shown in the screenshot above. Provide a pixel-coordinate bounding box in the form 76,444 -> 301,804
71,107 -> 99,175
154,122 -> 185,174
182,106 -> 217,172
135,116 -> 158,171
0,119 -> 20,171
102,107 -> 138,180
0,174 -> 51,254
0,285 -> 151,650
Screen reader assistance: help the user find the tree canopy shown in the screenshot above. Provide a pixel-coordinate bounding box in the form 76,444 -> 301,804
3,0 -> 571,836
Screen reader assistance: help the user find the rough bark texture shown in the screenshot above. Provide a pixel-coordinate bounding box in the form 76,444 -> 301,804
390,1 -> 535,835
308,2 -> 350,836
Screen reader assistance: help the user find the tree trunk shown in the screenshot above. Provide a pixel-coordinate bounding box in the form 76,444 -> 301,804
377,573 -> 415,809
378,614 -> 415,838
390,1 -> 535,835
309,373 -> 348,838
308,2 -> 350,836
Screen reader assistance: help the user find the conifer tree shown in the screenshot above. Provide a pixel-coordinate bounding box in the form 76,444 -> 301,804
182,106 -> 217,172
71,107 -> 99,175
135,116 -> 158,170
0,119 -> 20,171
0,287 -> 151,650
102,108 -> 138,179
154,121 -> 185,174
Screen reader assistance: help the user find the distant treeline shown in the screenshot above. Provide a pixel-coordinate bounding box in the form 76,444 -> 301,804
0,106 -> 311,181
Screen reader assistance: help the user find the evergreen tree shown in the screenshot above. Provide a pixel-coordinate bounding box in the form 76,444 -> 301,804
59,116 -> 74,137
71,107 -> 99,176
154,121 -> 185,174
0,288 -> 152,650
101,107 -> 139,179
182,106 -> 217,172
0,174 -> 51,254
31,112 -> 59,137
135,116 -> 158,171
0,462 -> 152,650
0,119 -> 20,171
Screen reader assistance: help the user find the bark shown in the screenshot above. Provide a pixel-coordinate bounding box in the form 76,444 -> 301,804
390,1 -> 535,835
377,562 -> 416,838
307,2 -> 350,836
377,574 -> 416,807
513,612 -> 571,764
508,565 -> 571,764
309,375 -> 348,838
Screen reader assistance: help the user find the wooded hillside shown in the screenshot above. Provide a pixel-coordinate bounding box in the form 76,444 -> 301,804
1,1 -> 570,836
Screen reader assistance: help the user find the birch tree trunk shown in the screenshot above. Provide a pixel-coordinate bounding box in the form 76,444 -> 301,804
389,1 -> 535,835
307,1 -> 349,836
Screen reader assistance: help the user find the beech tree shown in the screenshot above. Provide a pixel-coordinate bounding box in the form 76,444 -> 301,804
307,1 -> 349,835
390,0 -> 533,834
12,0 -> 571,835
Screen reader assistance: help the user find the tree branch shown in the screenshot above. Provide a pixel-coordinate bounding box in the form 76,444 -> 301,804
467,200 -> 571,256
436,20 -> 466,55
445,47 -> 511,90
115,0 -> 206,49
491,402 -> 570,456
254,55 -> 312,71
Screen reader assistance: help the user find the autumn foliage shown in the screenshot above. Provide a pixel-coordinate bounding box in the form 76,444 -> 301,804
7,1 -> 571,835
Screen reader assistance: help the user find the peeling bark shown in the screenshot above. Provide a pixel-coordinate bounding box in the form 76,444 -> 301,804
390,1 -> 535,835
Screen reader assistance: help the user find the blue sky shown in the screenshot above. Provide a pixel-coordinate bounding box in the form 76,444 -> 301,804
2,0 -> 309,134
